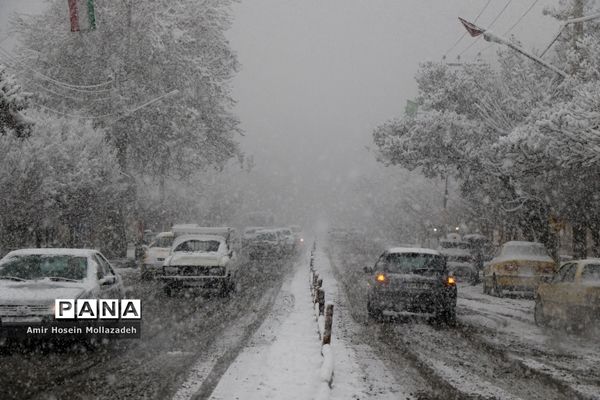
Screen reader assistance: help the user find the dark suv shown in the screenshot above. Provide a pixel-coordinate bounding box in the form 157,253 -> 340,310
364,247 -> 457,324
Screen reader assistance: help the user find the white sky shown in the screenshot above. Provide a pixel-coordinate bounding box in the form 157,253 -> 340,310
226,0 -> 560,216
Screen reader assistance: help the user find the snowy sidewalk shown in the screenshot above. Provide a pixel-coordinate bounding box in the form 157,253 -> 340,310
209,259 -> 323,400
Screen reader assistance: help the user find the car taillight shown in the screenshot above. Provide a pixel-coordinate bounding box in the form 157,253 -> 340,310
375,273 -> 387,284
446,276 -> 456,286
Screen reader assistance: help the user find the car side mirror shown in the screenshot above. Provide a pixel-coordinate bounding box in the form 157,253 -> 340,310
363,266 -> 373,274
100,276 -> 116,286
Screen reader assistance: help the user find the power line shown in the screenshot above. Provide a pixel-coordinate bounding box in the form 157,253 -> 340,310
30,89 -> 179,121
503,0 -> 539,35
443,0 -> 492,59
476,0 -> 540,59
0,46 -> 113,93
457,0 -> 513,59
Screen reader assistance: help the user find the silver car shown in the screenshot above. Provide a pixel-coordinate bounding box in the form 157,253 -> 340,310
0,248 -> 125,335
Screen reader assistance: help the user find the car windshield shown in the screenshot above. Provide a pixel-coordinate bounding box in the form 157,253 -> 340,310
174,240 -> 221,253
257,233 -> 277,241
448,255 -> 472,263
383,253 -> 445,274
151,236 -> 174,248
440,241 -> 469,250
0,255 -> 88,281
582,264 -> 600,282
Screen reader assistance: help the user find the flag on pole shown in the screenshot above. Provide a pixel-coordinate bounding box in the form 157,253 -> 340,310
67,0 -> 80,32
458,17 -> 484,37
87,0 -> 96,30
67,0 -> 96,32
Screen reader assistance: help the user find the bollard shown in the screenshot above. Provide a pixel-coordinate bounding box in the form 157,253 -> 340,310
312,273 -> 319,302
322,303 -> 334,345
317,278 -> 323,288
310,257 -> 314,267
317,289 -> 325,315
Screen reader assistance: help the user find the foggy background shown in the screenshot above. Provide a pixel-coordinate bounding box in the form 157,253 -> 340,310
1,0 -> 561,228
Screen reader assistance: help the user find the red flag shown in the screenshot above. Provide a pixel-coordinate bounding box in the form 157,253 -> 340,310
458,17 -> 484,37
68,0 -> 80,32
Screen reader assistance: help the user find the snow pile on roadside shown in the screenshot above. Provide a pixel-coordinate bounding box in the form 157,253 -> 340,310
309,245 -> 336,400
208,259 -> 322,400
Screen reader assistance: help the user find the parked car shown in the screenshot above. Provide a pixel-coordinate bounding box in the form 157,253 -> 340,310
0,248 -> 125,336
141,232 -> 175,280
246,229 -> 281,259
276,228 -> 296,253
439,238 -> 476,282
160,234 -> 239,297
242,226 -> 263,247
483,241 -> 556,297
535,259 -> 600,329
289,225 -> 305,247
364,247 -> 457,324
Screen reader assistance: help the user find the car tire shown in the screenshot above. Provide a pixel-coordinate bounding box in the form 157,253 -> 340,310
482,279 -> 490,295
437,307 -> 457,327
534,297 -> 548,327
367,301 -> 383,322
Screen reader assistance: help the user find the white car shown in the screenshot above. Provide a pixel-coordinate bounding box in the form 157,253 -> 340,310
160,234 -> 239,296
141,232 -> 175,280
0,248 -> 125,334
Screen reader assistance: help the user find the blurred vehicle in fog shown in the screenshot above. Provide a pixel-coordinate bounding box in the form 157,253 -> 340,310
141,232 -> 175,280
483,241 -> 556,298
289,225 -> 304,248
364,247 -> 457,324
242,227 -> 263,247
438,236 -> 476,282
160,234 -> 238,297
535,259 -> 600,330
275,228 -> 296,253
0,248 -> 125,337
246,229 -> 281,259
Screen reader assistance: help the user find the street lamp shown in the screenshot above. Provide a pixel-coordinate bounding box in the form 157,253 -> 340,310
458,17 -> 568,78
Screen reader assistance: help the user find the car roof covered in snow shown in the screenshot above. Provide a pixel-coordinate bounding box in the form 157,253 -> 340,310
156,231 -> 175,238
575,258 -> 600,264
2,248 -> 98,258
503,241 -> 545,247
171,234 -> 226,247
387,247 -> 440,256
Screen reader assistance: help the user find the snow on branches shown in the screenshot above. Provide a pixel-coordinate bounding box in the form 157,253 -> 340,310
0,64 -> 32,137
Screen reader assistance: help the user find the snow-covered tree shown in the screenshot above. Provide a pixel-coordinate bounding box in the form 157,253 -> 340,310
0,64 -> 31,137
0,110 -> 129,255
13,0 -> 242,178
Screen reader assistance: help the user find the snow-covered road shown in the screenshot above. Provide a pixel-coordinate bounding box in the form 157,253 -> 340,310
2,241 -> 599,400
328,236 -> 600,400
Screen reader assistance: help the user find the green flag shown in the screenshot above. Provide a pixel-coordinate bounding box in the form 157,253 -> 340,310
87,0 -> 96,30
